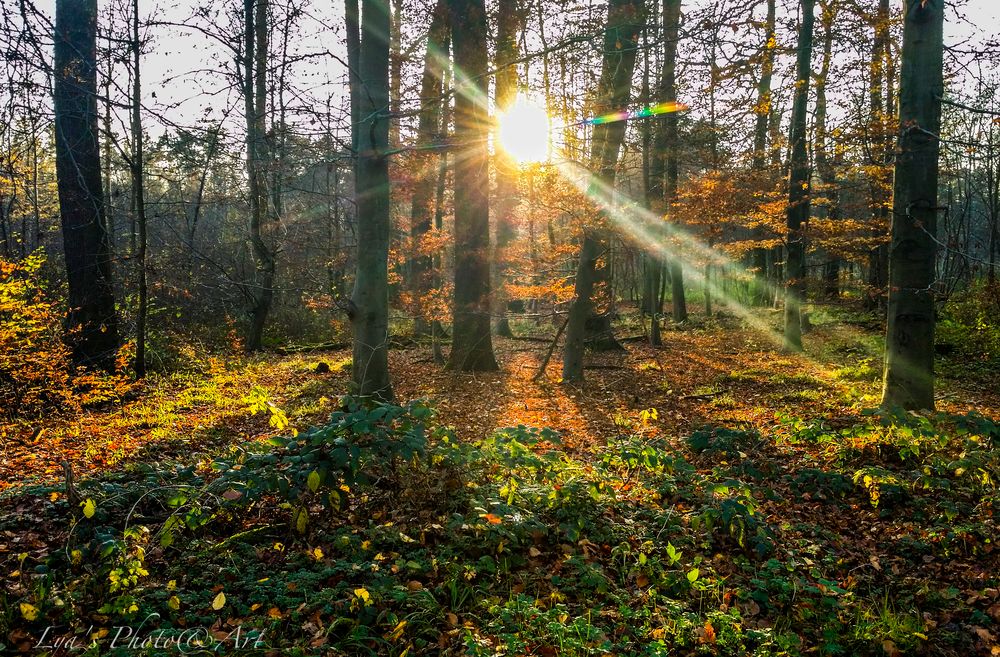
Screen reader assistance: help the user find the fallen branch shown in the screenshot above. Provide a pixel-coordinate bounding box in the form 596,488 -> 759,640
533,314 -> 571,382
274,341 -> 350,355
680,390 -> 725,400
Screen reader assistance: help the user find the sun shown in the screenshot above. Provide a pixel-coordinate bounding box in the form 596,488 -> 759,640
497,95 -> 551,164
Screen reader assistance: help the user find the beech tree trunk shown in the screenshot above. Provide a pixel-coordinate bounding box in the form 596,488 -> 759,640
244,0 -> 276,352
783,0 -> 814,352
881,0 -> 944,411
54,0 -> 120,371
446,0 -> 499,371
350,0 -> 394,399
562,0 -> 645,382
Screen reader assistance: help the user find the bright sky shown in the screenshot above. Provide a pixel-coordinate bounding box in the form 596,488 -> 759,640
21,0 -> 1000,139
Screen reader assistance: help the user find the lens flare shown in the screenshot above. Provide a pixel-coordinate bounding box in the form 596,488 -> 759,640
585,101 -> 688,126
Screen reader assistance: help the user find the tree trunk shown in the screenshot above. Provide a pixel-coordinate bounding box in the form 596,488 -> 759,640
446,0 -> 499,371
130,0 -> 148,377
389,0 -> 403,147
783,0 -> 814,352
814,0 -> 840,301
881,0 -> 944,411
493,0 -> 520,339
866,0 -> 892,312
53,0 -> 120,371
749,0 -> 776,305
408,0 -> 449,336
562,0 -> 645,382
350,0 -> 394,399
640,26 -> 661,346
662,0 -> 685,323
244,0 -> 276,352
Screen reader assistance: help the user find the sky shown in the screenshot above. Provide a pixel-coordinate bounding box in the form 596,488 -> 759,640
17,0 -> 1000,143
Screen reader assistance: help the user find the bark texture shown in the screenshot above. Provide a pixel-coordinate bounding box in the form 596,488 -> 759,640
562,0 -> 645,382
783,0 -> 814,352
881,0 -> 944,410
54,0 -> 120,371
350,0 -> 394,399
447,0 -> 499,371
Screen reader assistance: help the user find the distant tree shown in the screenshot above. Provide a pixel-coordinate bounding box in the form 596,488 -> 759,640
408,0 -> 449,337
662,0 -> 685,324
562,0 -> 645,382
492,0 -> 521,339
53,0 -> 120,371
881,0 -> 944,410
782,0 -> 814,352
349,0 -> 394,399
447,0 -> 499,371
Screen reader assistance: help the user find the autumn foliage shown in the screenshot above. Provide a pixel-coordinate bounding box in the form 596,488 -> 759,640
0,253 -> 74,416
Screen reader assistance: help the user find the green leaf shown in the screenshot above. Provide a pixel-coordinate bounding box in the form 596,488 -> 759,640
687,568 -> 700,583
307,470 -> 321,493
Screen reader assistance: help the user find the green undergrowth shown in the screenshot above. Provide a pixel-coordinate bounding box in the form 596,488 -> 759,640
1,399 -> 998,656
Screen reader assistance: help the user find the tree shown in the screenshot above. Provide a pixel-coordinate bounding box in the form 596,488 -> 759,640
243,0 -> 277,352
349,0 -> 394,399
663,0 -> 685,324
408,0 -> 449,337
814,0 -> 840,300
53,0 -> 120,371
881,0 -> 944,410
129,0 -> 148,376
446,0 -> 499,371
562,0 -> 645,382
750,0 -> 776,305
865,0 -> 894,311
782,0 -> 814,352
492,0 -> 521,339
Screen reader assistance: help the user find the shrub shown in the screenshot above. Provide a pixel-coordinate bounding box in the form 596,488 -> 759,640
0,253 -> 74,416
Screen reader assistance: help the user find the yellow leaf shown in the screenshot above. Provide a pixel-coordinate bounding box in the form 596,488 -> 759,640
295,508 -> 308,534
82,499 -> 96,518
211,591 -> 226,610
49,491 -> 60,502
166,579 -> 177,591
307,470 -> 321,492
20,602 -> 39,620
354,588 -> 372,605
268,606 -> 282,619
70,550 -> 82,566
311,547 -> 324,561
387,619 -> 407,641
167,595 -> 180,611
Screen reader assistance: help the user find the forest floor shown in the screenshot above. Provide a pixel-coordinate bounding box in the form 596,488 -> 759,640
1,306 -> 999,656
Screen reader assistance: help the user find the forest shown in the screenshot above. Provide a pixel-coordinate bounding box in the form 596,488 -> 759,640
0,0 -> 999,654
